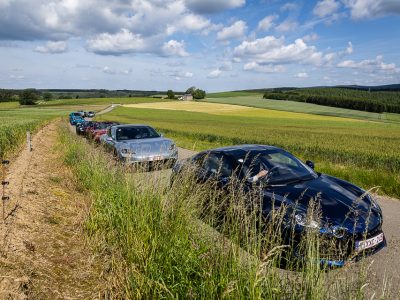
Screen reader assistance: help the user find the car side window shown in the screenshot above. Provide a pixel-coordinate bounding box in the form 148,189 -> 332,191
202,153 -> 233,178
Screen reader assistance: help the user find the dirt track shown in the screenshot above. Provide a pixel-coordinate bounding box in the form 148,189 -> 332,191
0,122 -> 105,299
0,121 -> 399,298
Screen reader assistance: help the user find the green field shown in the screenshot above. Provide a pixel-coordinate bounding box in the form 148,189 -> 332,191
207,91 -> 263,98
97,104 -> 400,197
0,104 -> 70,157
205,95 -> 400,122
39,97 -> 172,107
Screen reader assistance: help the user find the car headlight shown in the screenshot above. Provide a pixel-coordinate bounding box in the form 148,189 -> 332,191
169,143 -> 176,151
331,225 -> 347,239
120,148 -> 134,155
295,213 -> 319,229
366,193 -> 380,210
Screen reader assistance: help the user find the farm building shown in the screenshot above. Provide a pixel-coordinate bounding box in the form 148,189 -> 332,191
179,94 -> 193,101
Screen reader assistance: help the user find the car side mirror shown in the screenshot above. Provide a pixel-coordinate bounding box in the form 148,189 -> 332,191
306,160 -> 315,169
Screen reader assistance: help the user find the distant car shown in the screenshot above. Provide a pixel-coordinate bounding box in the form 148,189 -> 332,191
69,112 -> 85,125
76,121 -> 94,135
87,111 -> 95,118
172,144 -> 386,267
88,121 -> 119,142
103,124 -> 178,166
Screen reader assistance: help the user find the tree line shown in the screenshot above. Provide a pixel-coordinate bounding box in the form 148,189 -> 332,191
263,88 -> 400,114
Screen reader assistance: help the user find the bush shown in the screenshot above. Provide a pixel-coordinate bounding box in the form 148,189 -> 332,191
19,89 -> 38,105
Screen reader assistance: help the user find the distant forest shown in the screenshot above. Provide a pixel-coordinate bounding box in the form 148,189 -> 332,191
0,89 -> 184,102
261,87 -> 400,114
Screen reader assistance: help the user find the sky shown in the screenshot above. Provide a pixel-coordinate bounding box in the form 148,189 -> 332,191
0,0 -> 399,92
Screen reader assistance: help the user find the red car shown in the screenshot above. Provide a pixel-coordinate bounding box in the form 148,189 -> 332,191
88,122 -> 119,142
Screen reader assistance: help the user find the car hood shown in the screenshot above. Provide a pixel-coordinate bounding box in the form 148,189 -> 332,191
263,174 -> 381,231
116,137 -> 175,154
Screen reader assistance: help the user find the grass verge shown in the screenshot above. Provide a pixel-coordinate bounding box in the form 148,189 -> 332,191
58,123 -> 385,299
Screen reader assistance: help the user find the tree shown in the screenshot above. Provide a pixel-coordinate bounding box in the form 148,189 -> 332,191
185,86 -> 196,95
185,86 -> 206,100
19,89 -> 38,105
192,89 -> 206,100
167,90 -> 175,99
43,92 -> 53,101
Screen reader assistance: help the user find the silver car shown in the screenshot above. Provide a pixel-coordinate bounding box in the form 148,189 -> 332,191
103,124 -> 178,166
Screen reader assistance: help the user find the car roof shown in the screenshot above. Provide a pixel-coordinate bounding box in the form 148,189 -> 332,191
200,144 -> 282,159
112,124 -> 152,128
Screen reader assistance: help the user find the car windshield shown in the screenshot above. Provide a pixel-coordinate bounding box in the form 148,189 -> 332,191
239,150 -> 317,184
73,113 -> 81,116
116,126 -> 160,140
94,123 -> 112,130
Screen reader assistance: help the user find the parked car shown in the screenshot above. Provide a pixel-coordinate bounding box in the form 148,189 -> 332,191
87,111 -> 95,118
76,121 -> 94,135
69,112 -> 85,125
172,144 -> 386,267
88,121 -> 119,142
103,124 -> 178,167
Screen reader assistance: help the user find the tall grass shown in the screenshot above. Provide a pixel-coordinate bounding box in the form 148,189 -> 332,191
59,125 -> 386,299
0,106 -> 69,158
96,106 -> 400,198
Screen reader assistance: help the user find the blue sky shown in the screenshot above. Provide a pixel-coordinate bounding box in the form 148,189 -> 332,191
0,0 -> 399,92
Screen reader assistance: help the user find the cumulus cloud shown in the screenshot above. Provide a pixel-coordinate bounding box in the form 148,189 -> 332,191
34,41 -> 68,53
337,55 -> 398,73
313,0 -> 341,17
257,14 -> 278,31
86,29 -> 149,55
207,69 -> 222,78
185,0 -> 245,14
294,72 -> 309,78
234,36 -> 325,66
243,62 -> 285,73
344,0 -> 400,19
217,20 -> 247,41
162,40 -> 189,57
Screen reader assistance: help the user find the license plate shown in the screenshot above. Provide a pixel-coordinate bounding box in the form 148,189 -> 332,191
355,233 -> 384,252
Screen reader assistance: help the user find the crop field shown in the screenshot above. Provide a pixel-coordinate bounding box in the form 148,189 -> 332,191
97,103 -> 400,197
0,103 -> 70,157
40,97 -> 171,107
206,95 -> 400,122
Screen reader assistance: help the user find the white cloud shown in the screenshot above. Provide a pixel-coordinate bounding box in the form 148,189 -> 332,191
162,40 -> 189,57
102,66 -> 132,75
170,70 -> 194,78
243,62 -> 285,73
344,0 -> 400,19
207,69 -> 222,78
346,41 -> 353,54
234,36 -> 325,66
281,3 -> 298,11
86,29 -> 150,55
9,74 -> 25,79
185,0 -> 245,14
276,19 -> 298,32
313,0 -> 341,17
257,14 -> 278,31
303,33 -> 319,42
217,20 -> 247,41
294,72 -> 309,78
34,41 -> 68,53
337,55 -> 398,73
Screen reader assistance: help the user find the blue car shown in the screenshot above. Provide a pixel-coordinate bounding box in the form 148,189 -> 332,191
69,112 -> 85,125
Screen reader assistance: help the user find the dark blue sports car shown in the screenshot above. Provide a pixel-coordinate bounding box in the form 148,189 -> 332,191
172,145 -> 386,267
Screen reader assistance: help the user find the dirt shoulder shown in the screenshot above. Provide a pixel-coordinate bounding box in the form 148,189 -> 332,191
0,121 -> 105,299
